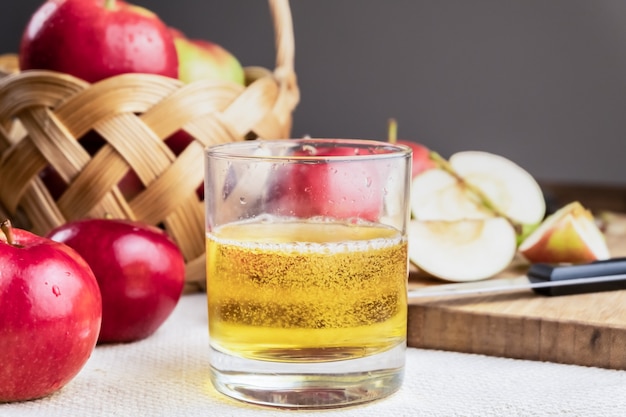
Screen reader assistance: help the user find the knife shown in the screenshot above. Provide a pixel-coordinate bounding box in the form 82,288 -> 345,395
408,257 -> 626,299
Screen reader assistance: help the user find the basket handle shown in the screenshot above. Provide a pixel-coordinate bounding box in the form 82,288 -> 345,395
269,0 -> 298,97
270,0 -> 295,72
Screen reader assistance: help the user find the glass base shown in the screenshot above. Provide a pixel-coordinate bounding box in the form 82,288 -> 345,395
209,343 -> 405,409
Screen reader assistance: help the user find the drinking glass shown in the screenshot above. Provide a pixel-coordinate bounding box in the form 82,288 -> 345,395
204,138 -> 412,408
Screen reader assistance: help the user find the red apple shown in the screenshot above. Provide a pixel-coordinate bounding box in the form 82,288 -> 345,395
0,220 -> 102,402
170,27 -> 245,85
386,119 -> 435,178
46,218 -> 186,343
397,140 -> 437,178
19,0 -> 178,83
271,142 -> 386,221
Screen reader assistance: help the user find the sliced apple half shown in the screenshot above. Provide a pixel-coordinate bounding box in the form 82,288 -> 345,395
448,151 -> 546,227
519,201 -> 610,264
408,217 -> 518,282
410,168 -> 492,221
410,150 -> 546,238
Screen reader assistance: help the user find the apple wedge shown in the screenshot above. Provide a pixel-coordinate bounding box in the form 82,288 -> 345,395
408,217 -> 518,282
519,201 -> 610,264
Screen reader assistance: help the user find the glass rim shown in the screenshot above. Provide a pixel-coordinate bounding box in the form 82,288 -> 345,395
205,138 -> 412,161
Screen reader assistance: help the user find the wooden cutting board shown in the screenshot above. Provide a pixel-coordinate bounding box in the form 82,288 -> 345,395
407,232 -> 626,370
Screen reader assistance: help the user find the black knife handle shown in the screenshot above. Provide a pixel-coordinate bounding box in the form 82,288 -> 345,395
527,257 -> 626,296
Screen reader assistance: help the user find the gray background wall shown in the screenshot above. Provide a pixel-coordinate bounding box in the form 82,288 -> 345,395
2,1 -> 625,186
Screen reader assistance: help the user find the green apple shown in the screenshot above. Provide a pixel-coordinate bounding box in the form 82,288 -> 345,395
170,28 -> 244,85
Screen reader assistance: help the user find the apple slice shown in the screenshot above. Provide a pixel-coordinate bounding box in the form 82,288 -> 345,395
448,151 -> 546,227
519,201 -> 610,264
408,217 -> 517,282
410,168 -> 492,221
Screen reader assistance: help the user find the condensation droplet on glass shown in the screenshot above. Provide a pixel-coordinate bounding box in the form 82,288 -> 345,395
52,286 -> 61,297
239,197 -> 247,205
365,177 -> 373,188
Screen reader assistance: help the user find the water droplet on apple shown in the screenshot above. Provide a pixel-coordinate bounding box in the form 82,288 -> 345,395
304,186 -> 312,193
52,286 -> 61,297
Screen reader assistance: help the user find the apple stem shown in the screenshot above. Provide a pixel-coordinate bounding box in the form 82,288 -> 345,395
387,118 -> 398,144
429,151 -> 524,235
0,219 -> 15,245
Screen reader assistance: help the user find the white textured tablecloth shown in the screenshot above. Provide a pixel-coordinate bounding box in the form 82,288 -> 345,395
3,293 -> 626,416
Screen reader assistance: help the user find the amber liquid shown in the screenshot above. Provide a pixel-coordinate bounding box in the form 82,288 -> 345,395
206,217 -> 408,363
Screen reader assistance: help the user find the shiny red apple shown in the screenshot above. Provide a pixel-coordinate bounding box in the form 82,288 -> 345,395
46,218 -> 186,343
272,142 -> 387,221
0,220 -> 102,402
19,0 -> 178,83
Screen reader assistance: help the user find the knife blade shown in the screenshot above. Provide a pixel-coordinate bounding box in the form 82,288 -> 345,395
408,257 -> 626,299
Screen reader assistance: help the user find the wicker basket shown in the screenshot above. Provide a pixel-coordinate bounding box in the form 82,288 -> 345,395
0,0 -> 299,293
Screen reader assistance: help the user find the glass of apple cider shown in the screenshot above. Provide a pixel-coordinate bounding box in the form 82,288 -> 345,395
204,138 -> 412,408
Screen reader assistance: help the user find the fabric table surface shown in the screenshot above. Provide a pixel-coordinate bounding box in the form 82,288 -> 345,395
3,293 -> 626,417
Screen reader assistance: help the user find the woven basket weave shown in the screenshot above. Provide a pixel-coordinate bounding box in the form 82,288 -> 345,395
0,0 -> 299,293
